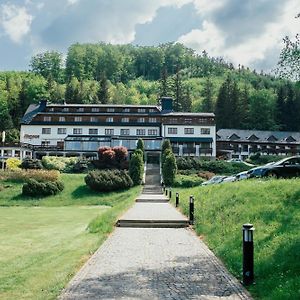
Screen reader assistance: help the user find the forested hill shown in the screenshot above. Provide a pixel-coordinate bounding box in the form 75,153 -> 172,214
0,42 -> 299,142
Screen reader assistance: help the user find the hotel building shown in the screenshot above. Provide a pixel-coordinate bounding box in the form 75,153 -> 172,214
20,98 -> 216,161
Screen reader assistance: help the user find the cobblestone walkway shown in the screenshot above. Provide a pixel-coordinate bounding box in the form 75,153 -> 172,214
60,165 -> 251,300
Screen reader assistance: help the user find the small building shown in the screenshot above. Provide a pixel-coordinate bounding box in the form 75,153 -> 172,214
0,143 -> 33,168
217,129 -> 300,160
20,98 -> 216,161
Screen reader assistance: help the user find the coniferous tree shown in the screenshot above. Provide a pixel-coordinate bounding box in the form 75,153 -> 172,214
239,84 -> 250,129
202,77 -> 214,112
98,73 -> 110,104
276,85 -> 286,130
181,85 -> 192,112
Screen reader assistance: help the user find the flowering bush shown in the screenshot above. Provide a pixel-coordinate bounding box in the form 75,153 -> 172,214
6,158 -> 21,170
0,169 -> 60,182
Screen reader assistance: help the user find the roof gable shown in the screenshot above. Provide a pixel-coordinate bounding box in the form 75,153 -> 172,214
267,135 -> 278,142
229,133 -> 240,140
286,136 -> 296,142
248,134 -> 259,141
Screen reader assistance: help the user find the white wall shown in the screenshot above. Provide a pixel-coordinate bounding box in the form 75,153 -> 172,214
20,125 -> 160,146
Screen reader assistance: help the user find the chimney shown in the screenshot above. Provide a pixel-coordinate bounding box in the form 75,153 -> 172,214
161,97 -> 173,112
40,99 -> 47,109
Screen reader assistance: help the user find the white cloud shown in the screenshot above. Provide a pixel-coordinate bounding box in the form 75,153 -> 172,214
67,0 -> 80,5
193,0 -> 227,14
0,4 -> 33,44
178,0 -> 299,70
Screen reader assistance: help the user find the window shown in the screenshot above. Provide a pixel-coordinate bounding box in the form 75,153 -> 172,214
77,107 -> 84,112
149,118 -> 157,123
123,108 -> 130,112
137,117 -> 145,123
149,108 -> 156,113
62,107 -> 69,112
168,128 -> 177,134
73,128 -> 82,134
90,117 -> 98,122
136,129 -> 146,136
59,116 -> 65,122
89,129 -> 98,135
120,129 -> 130,136
169,118 -> 178,124
42,128 -> 51,135
105,129 -> 114,135
201,128 -> 210,135
57,128 -> 66,134
92,107 -> 100,112
148,129 -> 158,136
184,118 -> 192,124
41,141 -> 50,147
107,108 -> 115,112
43,116 -> 51,122
74,116 -> 82,122
184,128 -> 194,134
121,117 -> 129,123
49,108 -> 54,112
106,117 -> 113,122
138,108 -> 146,113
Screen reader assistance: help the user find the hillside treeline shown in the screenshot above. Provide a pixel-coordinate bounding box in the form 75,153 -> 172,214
0,42 -> 299,142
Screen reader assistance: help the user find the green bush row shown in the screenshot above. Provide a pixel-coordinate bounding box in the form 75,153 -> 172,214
85,170 -> 133,192
176,157 -> 250,174
173,175 -> 204,188
22,179 -> 64,197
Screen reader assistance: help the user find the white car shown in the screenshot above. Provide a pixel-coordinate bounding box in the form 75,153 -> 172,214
221,176 -> 236,183
235,171 -> 249,181
202,176 -> 227,186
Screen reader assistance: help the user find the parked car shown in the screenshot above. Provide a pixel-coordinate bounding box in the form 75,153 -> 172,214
235,171 -> 249,181
247,162 -> 275,178
202,176 -> 227,186
248,156 -> 300,178
221,175 -> 236,183
227,158 -> 243,163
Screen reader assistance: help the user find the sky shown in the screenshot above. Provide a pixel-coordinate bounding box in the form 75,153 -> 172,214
0,0 -> 299,72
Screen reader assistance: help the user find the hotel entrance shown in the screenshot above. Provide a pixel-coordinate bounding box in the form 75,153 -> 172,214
146,152 -> 160,164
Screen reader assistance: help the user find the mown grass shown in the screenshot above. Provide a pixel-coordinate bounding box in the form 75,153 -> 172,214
170,179 -> 300,300
0,173 -> 140,300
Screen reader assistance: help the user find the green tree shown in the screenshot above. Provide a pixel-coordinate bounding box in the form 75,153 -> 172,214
97,73 -> 110,104
65,77 -> 80,103
30,51 -> 63,82
202,77 -> 214,112
136,138 -> 145,160
129,150 -> 144,185
161,139 -> 172,154
162,152 -> 177,186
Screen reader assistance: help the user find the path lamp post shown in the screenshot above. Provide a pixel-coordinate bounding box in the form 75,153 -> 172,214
242,224 -> 255,285
189,195 -> 194,225
165,188 -> 168,196
169,188 -> 172,199
175,192 -> 179,207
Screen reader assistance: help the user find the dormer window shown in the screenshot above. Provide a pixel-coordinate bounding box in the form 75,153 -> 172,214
149,109 -> 156,113
248,134 -> 259,141
77,107 -> 84,112
74,116 -> 82,122
137,117 -> 145,123
107,108 -> 115,112
123,108 -> 130,113
286,136 -> 296,142
229,134 -> 240,140
43,116 -> 51,122
138,108 -> 146,113
106,117 -> 113,123
49,108 -> 54,112
90,117 -> 98,122
267,135 -> 277,142
121,117 -> 129,123
62,107 -> 69,112
92,107 -> 100,112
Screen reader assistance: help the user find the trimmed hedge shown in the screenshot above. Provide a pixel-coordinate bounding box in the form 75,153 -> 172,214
173,175 -> 204,188
85,170 -> 133,192
22,179 -> 64,197
176,157 -> 250,174
129,151 -> 144,185
20,158 -> 43,170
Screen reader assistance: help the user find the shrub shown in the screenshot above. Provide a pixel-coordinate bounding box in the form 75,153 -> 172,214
20,158 -> 43,170
97,146 -> 129,169
41,156 -> 79,172
112,146 -> 128,165
22,179 -> 64,197
85,170 -> 133,192
136,139 -> 145,160
173,175 -> 204,187
197,171 -> 215,180
71,159 -> 90,173
247,153 -> 286,165
162,152 -> 177,186
161,139 -> 172,154
0,169 -> 60,182
129,151 -> 144,185
6,158 -> 21,170
176,157 -> 250,175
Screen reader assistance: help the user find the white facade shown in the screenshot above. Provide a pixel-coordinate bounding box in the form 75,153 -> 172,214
20,125 -> 161,146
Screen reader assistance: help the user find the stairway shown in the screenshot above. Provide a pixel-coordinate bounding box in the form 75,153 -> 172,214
117,164 -> 189,228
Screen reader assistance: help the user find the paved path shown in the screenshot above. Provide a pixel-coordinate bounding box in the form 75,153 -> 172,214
60,165 -> 251,300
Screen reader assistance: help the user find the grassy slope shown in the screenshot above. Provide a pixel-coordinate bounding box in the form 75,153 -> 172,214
171,179 -> 300,300
0,174 -> 140,300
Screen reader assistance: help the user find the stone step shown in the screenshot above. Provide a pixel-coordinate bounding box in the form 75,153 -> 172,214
136,198 -> 169,203
116,219 -> 189,228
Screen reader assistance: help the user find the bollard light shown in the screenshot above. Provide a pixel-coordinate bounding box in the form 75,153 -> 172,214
169,188 -> 172,199
242,223 -> 255,285
189,195 -> 194,225
163,185 -> 165,192
165,189 -> 168,196
175,192 -> 179,207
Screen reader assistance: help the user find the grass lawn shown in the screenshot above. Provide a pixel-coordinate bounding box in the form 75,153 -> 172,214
171,179 -> 300,300
0,173 -> 140,300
